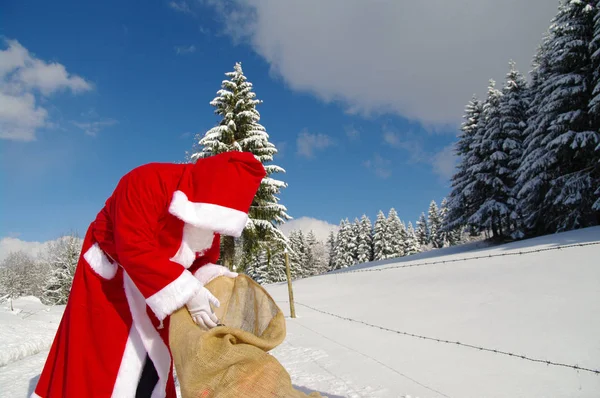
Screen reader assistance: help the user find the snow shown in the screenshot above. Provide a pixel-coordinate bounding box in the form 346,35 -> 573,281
2,227 -> 600,397
0,296 -> 64,367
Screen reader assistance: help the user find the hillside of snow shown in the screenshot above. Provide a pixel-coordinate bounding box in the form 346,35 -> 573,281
1,227 -> 599,397
267,226 -> 600,397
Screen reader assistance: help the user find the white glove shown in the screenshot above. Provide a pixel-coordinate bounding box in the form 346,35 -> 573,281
186,286 -> 221,329
194,263 -> 238,285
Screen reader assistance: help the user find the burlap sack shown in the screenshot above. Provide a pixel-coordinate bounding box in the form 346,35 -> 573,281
169,274 -> 324,398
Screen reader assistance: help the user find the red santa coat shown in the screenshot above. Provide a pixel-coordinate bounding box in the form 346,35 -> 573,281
32,151 -> 266,398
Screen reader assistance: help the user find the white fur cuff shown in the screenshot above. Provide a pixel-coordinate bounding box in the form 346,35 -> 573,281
84,243 -> 118,280
194,263 -> 238,285
146,270 -> 203,321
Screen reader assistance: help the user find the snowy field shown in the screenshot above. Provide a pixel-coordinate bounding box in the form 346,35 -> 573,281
1,227 -> 599,398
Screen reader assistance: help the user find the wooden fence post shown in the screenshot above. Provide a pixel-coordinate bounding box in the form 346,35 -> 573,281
284,249 -> 296,318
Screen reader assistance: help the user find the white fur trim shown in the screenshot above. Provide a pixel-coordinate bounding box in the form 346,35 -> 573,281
30,393 -> 42,398
170,224 -> 214,268
124,273 -> 173,398
145,270 -> 203,321
168,190 -> 248,237
194,263 -> 236,285
84,243 -> 118,280
111,325 -> 146,398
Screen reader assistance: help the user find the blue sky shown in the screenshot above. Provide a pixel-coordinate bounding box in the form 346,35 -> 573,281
0,0 -> 558,245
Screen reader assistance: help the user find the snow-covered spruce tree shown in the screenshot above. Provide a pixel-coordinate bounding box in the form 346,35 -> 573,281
372,210 -> 387,261
499,61 -> 529,237
42,235 -> 82,305
305,230 -> 319,276
415,212 -> 429,247
188,62 -> 291,269
326,230 -> 336,270
445,95 -> 484,234
332,219 -> 356,269
246,249 -> 270,284
349,218 -> 361,263
590,2 -> 600,212
356,214 -> 373,264
399,220 -> 410,256
268,248 -> 287,283
515,34 -> 553,236
428,200 -> 444,248
288,230 -> 308,278
468,79 -> 514,239
405,222 -> 421,255
438,198 -> 458,246
385,209 -> 403,258
517,1 -> 598,234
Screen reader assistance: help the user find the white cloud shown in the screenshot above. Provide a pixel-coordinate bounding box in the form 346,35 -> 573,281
363,154 -> 392,179
382,127 -> 458,181
345,125 -> 360,140
0,39 -> 93,142
175,45 -> 196,55
274,141 -> 287,158
72,119 -> 118,137
296,129 -> 334,158
432,145 -> 459,180
0,92 -> 47,141
169,1 -> 193,14
278,217 -> 338,243
204,0 -> 557,127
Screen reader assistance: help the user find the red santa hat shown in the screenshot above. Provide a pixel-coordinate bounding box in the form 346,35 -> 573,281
168,151 -> 266,238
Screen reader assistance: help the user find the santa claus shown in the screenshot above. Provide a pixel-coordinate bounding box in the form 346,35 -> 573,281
31,151 -> 266,398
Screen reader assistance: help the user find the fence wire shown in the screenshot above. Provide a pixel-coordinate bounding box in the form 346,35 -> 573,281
290,301 -> 600,376
328,241 -> 600,275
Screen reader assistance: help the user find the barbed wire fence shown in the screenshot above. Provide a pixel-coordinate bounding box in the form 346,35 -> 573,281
289,301 -> 600,376
328,241 -> 600,276
277,240 -> 600,376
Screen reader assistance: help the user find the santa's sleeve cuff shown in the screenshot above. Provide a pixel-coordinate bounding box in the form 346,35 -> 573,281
146,270 -> 203,321
194,263 -> 232,285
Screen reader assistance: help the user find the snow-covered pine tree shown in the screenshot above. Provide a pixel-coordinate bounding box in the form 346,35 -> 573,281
356,214 -> 373,264
386,209 -> 403,258
441,197 -> 462,246
333,218 -> 356,269
188,62 -> 291,269
445,95 -> 484,234
590,2 -> 600,212
326,230 -> 336,270
372,211 -> 387,261
350,218 -> 361,263
398,220 -> 409,256
42,235 -> 82,305
405,222 -> 421,255
438,198 -> 452,246
269,248 -> 288,283
305,230 -> 318,276
415,212 -> 429,246
246,249 -> 270,284
499,61 -> 529,237
517,0 -> 598,234
288,230 -> 309,278
428,200 -> 444,248
468,79 -> 513,239
515,33 -> 553,236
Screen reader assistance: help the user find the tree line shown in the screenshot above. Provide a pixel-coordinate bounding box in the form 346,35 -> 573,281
445,0 -> 600,240
0,235 -> 81,308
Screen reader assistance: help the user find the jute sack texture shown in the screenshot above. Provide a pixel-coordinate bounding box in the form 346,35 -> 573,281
169,274 -> 324,398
